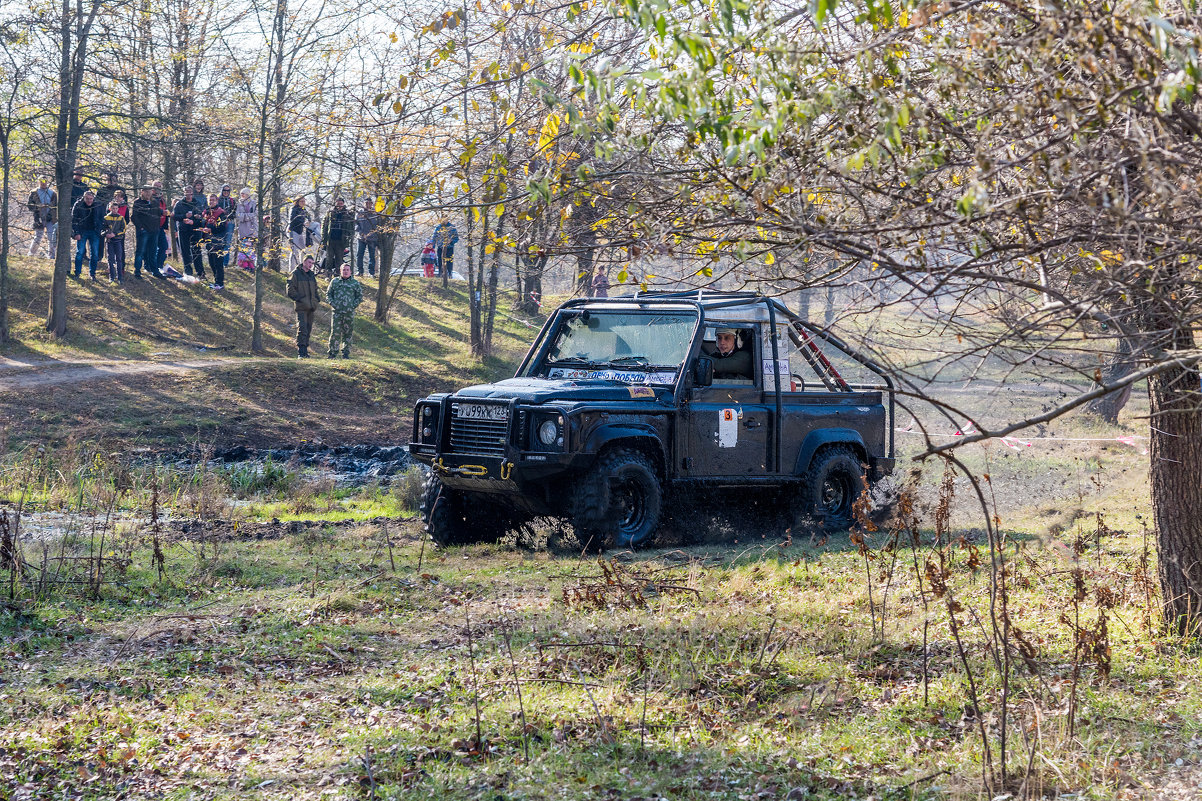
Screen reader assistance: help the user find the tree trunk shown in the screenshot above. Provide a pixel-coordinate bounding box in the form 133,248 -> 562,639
795,288 -> 810,323
576,245 -> 594,296
0,134 -> 9,344
1084,334 -> 1137,423
1149,344 -> 1202,635
375,228 -> 396,323
46,1 -> 76,338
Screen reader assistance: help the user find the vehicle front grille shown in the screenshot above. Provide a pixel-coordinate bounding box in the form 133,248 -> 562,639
449,412 -> 509,456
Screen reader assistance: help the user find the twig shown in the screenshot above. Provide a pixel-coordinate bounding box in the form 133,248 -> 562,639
465,604 -> 483,749
362,745 -> 376,800
502,626 -> 529,764
576,665 -> 610,743
754,617 -> 777,670
902,767 -> 951,788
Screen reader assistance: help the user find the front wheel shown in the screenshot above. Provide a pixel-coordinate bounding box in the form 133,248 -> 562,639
421,472 -> 510,546
799,446 -> 866,532
572,448 -> 663,551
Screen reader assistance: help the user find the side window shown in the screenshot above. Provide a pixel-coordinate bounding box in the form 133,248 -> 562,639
702,323 -> 757,386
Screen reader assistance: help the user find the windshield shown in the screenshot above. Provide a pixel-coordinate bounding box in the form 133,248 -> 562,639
527,310 -> 697,384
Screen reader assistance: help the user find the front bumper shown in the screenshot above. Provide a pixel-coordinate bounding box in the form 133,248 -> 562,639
410,448 -> 592,493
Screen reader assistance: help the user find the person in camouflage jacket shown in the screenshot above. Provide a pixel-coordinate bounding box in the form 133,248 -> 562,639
326,262 -> 364,358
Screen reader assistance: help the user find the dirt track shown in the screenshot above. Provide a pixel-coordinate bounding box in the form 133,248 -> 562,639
0,356 -> 245,391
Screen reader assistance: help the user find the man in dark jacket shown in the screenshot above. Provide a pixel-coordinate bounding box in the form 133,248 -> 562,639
94,171 -> 124,208
131,186 -> 163,279
69,168 -> 90,206
320,197 -> 354,276
432,219 -> 458,277
173,187 -> 206,278
286,255 -> 321,358
707,327 -> 753,380
27,178 -> 58,258
355,199 -> 379,277
71,189 -> 104,279
152,181 -> 170,273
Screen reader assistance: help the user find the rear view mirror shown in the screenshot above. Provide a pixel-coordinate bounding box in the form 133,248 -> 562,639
694,357 -> 714,387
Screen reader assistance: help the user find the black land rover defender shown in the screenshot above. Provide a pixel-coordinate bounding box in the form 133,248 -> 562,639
410,291 -> 895,549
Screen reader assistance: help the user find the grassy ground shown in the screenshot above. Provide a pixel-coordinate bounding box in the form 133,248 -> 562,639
0,254 -> 538,449
3,254 -> 1191,800
1,426 -> 1197,801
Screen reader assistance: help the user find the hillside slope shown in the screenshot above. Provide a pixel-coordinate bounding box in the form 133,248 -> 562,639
0,255 -> 542,449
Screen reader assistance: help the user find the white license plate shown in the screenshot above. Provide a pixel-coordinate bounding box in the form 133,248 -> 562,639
456,403 -> 508,421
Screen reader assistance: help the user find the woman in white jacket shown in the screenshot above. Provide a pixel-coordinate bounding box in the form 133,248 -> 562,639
235,188 -> 259,270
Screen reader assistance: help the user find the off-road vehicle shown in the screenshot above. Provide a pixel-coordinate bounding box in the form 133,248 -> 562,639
410,291 -> 895,549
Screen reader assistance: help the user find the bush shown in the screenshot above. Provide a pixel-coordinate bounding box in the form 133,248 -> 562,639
222,457 -> 295,498
393,466 -> 427,512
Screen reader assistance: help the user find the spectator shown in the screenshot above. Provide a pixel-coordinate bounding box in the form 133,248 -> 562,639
26,178 -> 58,258
354,198 -> 379,277
235,187 -> 258,271
113,190 -> 130,221
591,265 -> 610,298
326,262 -> 364,358
288,196 -> 312,270
420,239 -> 437,277
201,193 -> 227,290
152,181 -> 170,274
70,168 -> 89,206
95,171 -> 124,208
433,219 -> 458,277
217,184 -> 236,270
192,178 -> 205,198
71,189 -> 103,280
320,196 -> 354,276
286,255 -> 321,358
102,201 -> 127,284
173,186 -> 206,279
131,185 -> 163,279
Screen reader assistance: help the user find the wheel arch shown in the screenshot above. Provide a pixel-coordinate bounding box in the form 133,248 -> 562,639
794,429 -> 868,476
582,425 -> 667,479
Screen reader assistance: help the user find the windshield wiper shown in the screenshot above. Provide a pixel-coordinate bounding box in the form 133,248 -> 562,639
546,357 -> 608,369
607,355 -> 650,365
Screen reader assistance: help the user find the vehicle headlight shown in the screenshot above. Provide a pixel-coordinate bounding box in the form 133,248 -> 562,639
537,419 -> 560,446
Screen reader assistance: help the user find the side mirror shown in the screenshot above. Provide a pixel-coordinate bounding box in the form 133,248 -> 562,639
693,357 -> 714,388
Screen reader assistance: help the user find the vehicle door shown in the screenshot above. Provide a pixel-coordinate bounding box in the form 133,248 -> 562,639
680,322 -> 773,477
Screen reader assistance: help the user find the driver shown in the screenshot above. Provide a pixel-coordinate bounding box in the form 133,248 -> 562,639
709,327 -> 753,379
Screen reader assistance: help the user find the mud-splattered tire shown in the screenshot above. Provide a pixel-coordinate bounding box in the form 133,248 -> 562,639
572,448 -> 662,551
799,446 -> 866,532
421,473 -> 509,546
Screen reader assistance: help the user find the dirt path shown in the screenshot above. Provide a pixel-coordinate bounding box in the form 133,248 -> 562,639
0,355 -> 241,391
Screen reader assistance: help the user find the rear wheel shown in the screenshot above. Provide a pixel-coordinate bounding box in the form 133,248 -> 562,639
572,448 -> 663,551
799,446 -> 866,531
421,473 -> 510,546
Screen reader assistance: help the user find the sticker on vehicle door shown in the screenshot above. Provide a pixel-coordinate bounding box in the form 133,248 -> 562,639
718,408 -> 738,448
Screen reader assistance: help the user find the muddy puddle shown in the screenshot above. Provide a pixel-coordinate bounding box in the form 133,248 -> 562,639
162,443 -> 423,486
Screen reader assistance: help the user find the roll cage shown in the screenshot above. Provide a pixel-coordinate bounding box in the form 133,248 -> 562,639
515,290 -> 896,470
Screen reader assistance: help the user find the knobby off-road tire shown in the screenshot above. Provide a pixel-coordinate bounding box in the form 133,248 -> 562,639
571,448 -> 663,551
799,445 -> 867,532
421,472 -> 509,547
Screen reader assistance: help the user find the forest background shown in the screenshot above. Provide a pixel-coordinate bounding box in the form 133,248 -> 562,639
1,0 -> 1201,797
